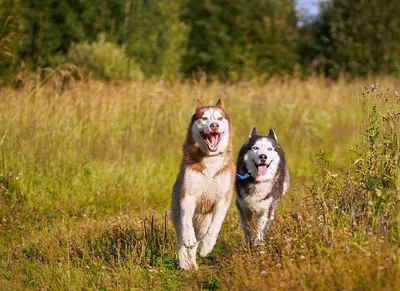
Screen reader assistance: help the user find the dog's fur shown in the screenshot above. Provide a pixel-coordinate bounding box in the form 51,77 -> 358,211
235,127 -> 289,242
170,99 -> 234,270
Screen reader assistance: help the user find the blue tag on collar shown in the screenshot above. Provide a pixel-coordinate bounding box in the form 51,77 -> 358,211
235,172 -> 250,180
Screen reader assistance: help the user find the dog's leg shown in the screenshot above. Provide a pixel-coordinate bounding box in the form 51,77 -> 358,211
254,198 -> 279,241
236,199 -> 253,239
194,213 -> 213,241
270,208 -> 275,221
255,213 -> 270,241
177,243 -> 198,270
179,196 -> 197,247
268,199 -> 279,222
199,200 -> 230,257
177,196 -> 198,270
255,201 -> 278,241
196,213 -> 213,258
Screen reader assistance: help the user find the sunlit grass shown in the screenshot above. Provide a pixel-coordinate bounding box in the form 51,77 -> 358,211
0,76 -> 399,289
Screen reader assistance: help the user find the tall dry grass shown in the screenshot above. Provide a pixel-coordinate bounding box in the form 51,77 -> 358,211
0,76 -> 399,289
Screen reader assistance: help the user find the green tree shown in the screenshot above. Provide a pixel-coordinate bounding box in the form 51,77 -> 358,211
126,0 -> 188,77
18,0 -> 86,68
301,0 -> 400,78
234,0 -> 299,78
1,0 -> 126,70
181,0 -> 299,79
0,16 -> 18,83
0,1 -> 23,83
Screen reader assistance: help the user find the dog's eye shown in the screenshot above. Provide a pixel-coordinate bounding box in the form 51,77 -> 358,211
217,117 -> 223,121
268,148 -> 273,151
201,117 -> 208,121
252,146 -> 259,150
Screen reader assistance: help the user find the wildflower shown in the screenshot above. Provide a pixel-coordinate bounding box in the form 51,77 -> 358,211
260,270 -> 267,276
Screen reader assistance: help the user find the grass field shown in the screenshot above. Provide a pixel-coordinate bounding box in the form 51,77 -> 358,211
0,76 -> 399,290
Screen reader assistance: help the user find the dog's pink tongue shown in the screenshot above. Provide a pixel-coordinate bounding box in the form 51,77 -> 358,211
210,135 -> 218,146
207,134 -> 219,151
258,165 -> 268,176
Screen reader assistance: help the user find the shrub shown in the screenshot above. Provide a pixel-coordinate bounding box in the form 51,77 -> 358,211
68,35 -> 143,81
0,16 -> 20,85
312,84 -> 400,243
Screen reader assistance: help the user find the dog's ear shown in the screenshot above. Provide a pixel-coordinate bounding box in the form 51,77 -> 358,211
249,127 -> 258,137
268,129 -> 278,141
196,99 -> 203,110
215,98 -> 224,109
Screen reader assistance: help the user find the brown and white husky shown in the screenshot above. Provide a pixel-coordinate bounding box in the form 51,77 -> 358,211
170,99 -> 234,270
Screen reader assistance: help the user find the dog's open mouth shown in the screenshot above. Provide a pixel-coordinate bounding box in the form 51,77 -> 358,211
253,160 -> 269,176
200,131 -> 222,152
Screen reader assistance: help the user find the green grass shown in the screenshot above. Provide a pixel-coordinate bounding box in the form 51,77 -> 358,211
0,77 -> 399,290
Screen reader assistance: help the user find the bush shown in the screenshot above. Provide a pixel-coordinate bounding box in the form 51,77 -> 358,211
312,84 -> 400,243
68,35 -> 143,81
0,16 -> 20,85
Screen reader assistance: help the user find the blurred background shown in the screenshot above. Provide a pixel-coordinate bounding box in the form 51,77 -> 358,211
1,0 -> 399,84
1,1 -> 400,289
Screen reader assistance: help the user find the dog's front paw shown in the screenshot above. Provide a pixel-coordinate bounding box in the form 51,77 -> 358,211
178,245 -> 198,271
251,235 -> 266,247
199,243 -> 213,257
182,232 -> 197,248
199,233 -> 217,257
270,209 -> 275,221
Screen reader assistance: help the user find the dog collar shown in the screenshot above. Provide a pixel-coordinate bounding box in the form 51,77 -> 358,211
235,172 -> 250,180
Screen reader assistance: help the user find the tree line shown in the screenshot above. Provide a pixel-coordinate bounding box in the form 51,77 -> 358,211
0,0 -> 399,82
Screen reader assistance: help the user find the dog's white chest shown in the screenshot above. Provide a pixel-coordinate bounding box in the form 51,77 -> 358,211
202,155 -> 225,177
184,162 -> 231,199
239,182 -> 274,213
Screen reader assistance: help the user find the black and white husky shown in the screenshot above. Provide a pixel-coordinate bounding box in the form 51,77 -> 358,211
234,127 -> 290,242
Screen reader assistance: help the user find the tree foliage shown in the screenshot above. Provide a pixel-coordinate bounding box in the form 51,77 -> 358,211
126,0 -> 188,77
301,0 -> 400,78
181,0 -> 298,79
0,0 -> 399,81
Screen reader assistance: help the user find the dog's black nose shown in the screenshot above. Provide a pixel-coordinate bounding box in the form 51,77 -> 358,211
210,123 -> 219,131
259,154 -> 267,161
